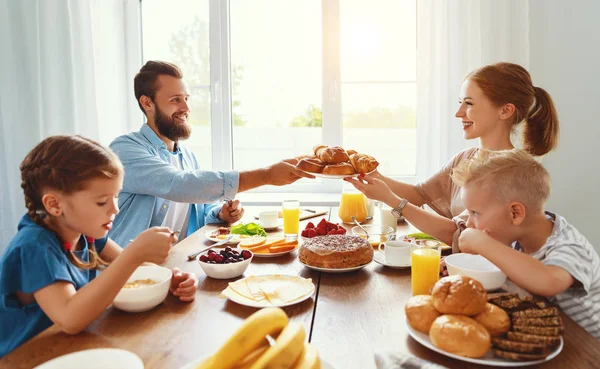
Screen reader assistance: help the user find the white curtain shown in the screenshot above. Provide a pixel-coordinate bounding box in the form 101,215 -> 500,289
0,0 -> 142,253
415,0 -> 530,181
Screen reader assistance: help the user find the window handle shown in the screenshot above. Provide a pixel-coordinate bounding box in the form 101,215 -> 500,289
212,81 -> 220,103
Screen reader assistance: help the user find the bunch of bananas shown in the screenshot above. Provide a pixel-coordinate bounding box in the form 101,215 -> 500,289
196,307 -> 320,369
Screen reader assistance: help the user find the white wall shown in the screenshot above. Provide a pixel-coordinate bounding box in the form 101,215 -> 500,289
529,0 -> 600,253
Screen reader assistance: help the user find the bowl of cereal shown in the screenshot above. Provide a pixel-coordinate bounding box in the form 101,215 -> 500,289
112,265 -> 172,312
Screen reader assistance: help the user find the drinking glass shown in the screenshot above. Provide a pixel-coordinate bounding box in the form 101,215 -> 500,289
282,200 -> 300,239
411,241 -> 441,295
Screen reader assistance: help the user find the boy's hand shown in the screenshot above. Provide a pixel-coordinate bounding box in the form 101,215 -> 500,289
440,257 -> 448,276
458,228 -> 491,254
169,267 -> 198,302
218,199 -> 245,223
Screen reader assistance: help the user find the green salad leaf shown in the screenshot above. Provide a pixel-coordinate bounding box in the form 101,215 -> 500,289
229,222 -> 267,237
404,232 -> 437,240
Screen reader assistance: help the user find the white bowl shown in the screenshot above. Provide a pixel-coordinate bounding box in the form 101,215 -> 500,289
198,250 -> 253,279
444,253 -> 507,291
113,265 -> 172,312
34,348 -> 143,369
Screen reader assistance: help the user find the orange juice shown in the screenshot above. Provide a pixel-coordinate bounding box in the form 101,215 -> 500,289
282,208 -> 300,235
411,248 -> 440,295
338,192 -> 368,223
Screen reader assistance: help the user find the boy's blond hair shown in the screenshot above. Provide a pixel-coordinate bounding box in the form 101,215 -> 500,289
451,149 -> 550,212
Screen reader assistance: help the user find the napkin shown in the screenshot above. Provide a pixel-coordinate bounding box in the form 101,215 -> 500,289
374,350 -> 449,369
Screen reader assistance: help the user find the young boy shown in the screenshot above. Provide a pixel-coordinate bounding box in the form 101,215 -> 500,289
451,149 -> 600,339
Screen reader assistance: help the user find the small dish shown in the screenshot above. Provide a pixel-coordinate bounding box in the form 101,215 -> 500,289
198,250 -> 253,279
373,252 -> 410,269
351,225 -> 395,247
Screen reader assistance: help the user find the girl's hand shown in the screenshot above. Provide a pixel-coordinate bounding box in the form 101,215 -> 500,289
169,267 -> 198,302
127,227 -> 176,265
343,174 -> 397,205
458,228 -> 491,254
219,200 -> 245,223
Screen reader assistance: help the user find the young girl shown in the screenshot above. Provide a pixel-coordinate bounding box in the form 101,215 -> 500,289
346,62 -> 560,247
0,135 -> 198,357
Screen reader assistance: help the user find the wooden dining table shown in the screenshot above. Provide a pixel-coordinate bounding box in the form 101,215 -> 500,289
1,206 -> 598,369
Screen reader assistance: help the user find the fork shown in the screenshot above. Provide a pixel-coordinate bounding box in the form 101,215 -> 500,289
186,235 -> 233,261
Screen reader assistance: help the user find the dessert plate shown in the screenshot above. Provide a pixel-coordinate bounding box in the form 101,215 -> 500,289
299,260 -> 371,273
34,349 -> 143,369
406,318 -> 563,366
245,245 -> 300,258
221,274 -> 315,308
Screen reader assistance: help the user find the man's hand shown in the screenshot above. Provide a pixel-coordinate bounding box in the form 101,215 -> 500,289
458,228 -> 491,254
218,199 -> 245,223
266,160 -> 315,186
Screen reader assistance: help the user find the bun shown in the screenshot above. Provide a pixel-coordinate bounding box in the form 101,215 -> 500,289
474,303 -> 511,337
296,158 -> 325,173
315,146 -> 349,164
322,162 -> 355,175
346,149 -> 357,156
431,275 -> 487,315
349,153 -> 379,173
405,295 -> 441,334
429,315 -> 491,358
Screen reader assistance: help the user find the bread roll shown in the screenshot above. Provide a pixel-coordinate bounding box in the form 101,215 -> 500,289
296,157 -> 325,173
314,145 -> 349,164
322,162 -> 355,175
431,275 -> 487,315
474,303 -> 511,337
405,295 -> 441,334
429,315 -> 491,358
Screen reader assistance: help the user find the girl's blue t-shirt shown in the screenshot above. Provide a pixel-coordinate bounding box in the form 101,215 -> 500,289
0,215 -> 107,357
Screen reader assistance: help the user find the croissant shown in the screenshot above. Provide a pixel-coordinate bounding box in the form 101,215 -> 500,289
349,153 -> 379,173
313,144 -> 349,164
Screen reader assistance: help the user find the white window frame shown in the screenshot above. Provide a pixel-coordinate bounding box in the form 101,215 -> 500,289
139,0 -> 420,194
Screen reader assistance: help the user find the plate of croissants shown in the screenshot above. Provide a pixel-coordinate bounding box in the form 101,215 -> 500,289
293,145 -> 379,178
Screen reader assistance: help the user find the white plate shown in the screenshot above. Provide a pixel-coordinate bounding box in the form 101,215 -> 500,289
205,232 -> 247,245
179,355 -> 337,369
262,224 -> 282,231
34,348 -> 143,369
222,275 -> 315,308
373,252 -> 410,269
305,169 -> 375,179
246,245 -> 299,258
299,260 -> 371,273
405,318 -> 563,367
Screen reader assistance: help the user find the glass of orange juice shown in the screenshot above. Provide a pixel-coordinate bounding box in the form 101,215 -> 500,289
282,200 -> 300,239
338,191 -> 368,224
411,241 -> 441,295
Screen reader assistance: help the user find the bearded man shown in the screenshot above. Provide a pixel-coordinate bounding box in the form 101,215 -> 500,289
108,61 -> 312,246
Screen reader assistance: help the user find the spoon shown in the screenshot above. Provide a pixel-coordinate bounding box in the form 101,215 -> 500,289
187,235 -> 233,261
351,216 -> 369,237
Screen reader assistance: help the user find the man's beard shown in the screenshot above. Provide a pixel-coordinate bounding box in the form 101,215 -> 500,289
154,104 -> 192,142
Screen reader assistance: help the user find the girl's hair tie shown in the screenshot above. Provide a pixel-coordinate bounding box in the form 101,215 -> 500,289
62,242 -> 72,252
85,236 -> 95,244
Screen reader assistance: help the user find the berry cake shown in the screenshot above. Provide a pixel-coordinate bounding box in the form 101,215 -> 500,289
299,235 -> 373,269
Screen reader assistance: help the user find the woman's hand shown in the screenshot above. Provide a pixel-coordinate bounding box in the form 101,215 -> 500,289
218,200 -> 245,223
343,174 -> 398,206
169,267 -> 198,302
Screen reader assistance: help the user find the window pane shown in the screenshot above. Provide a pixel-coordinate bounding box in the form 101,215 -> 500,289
141,0 -> 212,169
341,0 -> 416,82
342,83 -> 416,176
230,0 -> 322,171
340,0 -> 416,176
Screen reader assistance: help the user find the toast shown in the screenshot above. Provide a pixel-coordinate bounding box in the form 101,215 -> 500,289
488,295 -> 563,361
507,331 -> 562,348
492,349 -> 551,361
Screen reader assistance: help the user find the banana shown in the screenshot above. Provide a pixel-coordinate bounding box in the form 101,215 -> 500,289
195,307 -> 289,369
249,322 -> 306,369
234,344 -> 270,369
292,343 -> 321,369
